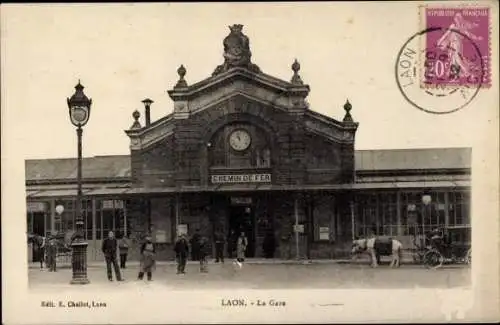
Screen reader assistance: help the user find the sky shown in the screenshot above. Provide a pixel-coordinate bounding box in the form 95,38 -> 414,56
1,3 -> 497,159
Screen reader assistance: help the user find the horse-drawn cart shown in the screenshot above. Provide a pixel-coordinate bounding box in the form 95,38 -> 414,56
422,225 -> 471,269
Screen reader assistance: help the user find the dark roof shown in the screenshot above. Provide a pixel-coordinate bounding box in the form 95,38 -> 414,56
26,155 -> 131,182
355,147 -> 471,171
25,147 -> 471,182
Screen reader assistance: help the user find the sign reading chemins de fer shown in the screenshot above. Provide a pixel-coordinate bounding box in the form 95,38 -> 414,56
211,174 -> 271,184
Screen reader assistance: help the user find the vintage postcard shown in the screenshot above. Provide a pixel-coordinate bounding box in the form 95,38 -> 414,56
1,1 -> 499,324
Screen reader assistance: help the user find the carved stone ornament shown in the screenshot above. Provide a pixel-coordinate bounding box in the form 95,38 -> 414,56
212,24 -> 261,76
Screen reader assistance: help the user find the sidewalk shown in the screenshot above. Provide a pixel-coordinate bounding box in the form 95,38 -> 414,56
29,256 -> 419,269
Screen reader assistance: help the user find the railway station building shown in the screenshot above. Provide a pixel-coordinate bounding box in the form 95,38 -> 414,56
25,25 -> 471,262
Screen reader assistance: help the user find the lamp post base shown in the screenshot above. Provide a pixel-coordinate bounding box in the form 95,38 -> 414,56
70,241 -> 90,285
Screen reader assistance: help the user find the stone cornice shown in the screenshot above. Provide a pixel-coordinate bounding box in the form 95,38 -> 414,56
168,67 -> 310,102
304,112 -> 357,144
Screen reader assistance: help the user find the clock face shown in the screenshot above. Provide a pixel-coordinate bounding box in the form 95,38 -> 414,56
229,129 -> 251,151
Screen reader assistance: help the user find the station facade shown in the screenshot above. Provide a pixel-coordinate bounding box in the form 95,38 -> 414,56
25,25 -> 471,262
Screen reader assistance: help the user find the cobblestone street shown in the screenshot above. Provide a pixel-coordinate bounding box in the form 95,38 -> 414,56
29,260 -> 471,290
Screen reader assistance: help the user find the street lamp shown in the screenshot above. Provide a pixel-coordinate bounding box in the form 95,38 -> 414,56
421,193 -> 432,237
55,204 -> 64,232
67,80 -> 91,285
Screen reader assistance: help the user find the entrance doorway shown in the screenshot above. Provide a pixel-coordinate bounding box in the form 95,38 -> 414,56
228,205 -> 255,258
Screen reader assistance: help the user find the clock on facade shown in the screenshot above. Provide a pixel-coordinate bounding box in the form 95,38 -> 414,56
229,129 -> 252,151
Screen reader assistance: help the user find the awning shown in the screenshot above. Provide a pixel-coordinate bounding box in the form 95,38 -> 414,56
26,190 -> 42,198
29,189 -> 91,198
84,188 -> 130,196
27,180 -> 470,198
350,180 -> 470,190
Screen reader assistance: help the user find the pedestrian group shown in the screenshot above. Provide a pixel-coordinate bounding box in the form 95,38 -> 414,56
34,227 -> 276,281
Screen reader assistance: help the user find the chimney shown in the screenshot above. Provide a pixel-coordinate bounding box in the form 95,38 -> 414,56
141,98 -> 154,127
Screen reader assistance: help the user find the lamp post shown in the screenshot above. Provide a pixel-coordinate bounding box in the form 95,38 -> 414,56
55,205 -> 64,233
422,193 -> 432,237
67,80 -> 92,285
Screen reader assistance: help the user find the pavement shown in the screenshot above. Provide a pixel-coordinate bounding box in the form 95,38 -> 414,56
29,258 -> 471,290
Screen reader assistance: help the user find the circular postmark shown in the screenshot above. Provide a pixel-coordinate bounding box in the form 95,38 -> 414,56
395,27 -> 484,114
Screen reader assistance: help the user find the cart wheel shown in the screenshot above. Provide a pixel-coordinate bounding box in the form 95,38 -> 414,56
465,248 -> 471,265
412,251 -> 423,264
423,250 -> 443,269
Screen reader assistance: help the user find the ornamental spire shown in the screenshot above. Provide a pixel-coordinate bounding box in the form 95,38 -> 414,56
290,59 -> 303,85
130,110 -> 142,129
174,65 -> 188,88
342,99 -> 354,123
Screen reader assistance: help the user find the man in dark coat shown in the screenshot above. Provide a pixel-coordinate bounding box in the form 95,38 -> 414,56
199,236 -> 209,273
227,229 -> 237,258
101,231 -> 123,281
174,234 -> 189,274
46,236 -> 58,272
262,229 -> 276,259
214,230 -> 225,263
190,229 -> 201,261
35,234 -> 46,269
118,235 -> 130,269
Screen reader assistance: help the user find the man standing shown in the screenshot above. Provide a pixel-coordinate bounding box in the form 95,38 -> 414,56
102,231 -> 123,281
199,236 -> 209,273
227,229 -> 237,258
174,234 -> 189,274
46,236 -> 58,272
190,229 -> 201,261
262,229 -> 276,259
36,235 -> 46,270
138,235 -> 156,281
214,229 -> 225,263
118,234 -> 130,269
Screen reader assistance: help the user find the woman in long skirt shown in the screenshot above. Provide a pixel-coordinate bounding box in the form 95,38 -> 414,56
138,235 -> 156,281
235,232 -> 248,268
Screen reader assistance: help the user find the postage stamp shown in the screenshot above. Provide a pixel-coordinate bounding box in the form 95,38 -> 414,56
395,5 -> 492,115
419,6 -> 491,89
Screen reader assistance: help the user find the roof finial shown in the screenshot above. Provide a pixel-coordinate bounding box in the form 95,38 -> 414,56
130,110 -> 142,129
342,99 -> 354,123
75,79 -> 84,91
290,59 -> 303,85
175,65 -> 188,88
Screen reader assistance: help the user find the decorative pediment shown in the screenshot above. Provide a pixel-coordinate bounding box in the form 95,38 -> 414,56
125,114 -> 175,151
167,67 -> 310,119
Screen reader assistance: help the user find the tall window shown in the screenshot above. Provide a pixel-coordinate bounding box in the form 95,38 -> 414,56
354,192 -> 398,237
449,191 -> 470,226
99,199 -> 127,239
54,199 -> 92,239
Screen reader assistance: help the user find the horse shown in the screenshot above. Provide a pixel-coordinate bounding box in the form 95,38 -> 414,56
351,237 -> 403,268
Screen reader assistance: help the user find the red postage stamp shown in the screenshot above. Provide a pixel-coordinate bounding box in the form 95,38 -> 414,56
419,6 -> 491,89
